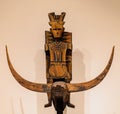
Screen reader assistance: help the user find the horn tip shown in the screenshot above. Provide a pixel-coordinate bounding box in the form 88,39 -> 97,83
61,12 -> 66,15
112,46 -> 115,53
5,45 -> 8,52
113,45 -> 115,49
5,45 -> 7,48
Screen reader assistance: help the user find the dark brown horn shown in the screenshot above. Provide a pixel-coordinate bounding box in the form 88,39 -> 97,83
67,46 -> 115,92
6,46 -> 51,93
59,12 -> 66,21
48,12 -> 55,21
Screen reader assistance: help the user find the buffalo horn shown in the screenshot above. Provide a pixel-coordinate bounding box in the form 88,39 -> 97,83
6,46 -> 51,93
67,46 -> 114,92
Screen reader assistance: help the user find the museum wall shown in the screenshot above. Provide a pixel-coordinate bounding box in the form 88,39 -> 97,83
0,0 -> 120,114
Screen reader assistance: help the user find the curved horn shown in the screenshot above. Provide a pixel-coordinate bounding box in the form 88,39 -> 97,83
67,46 -> 115,92
6,46 -> 51,93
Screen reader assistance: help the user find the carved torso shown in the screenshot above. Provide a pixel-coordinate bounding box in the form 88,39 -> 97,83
47,41 -> 71,82
49,41 -> 67,62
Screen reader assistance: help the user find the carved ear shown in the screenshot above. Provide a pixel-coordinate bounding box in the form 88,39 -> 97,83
6,46 -> 52,93
67,46 -> 115,92
49,22 -> 53,26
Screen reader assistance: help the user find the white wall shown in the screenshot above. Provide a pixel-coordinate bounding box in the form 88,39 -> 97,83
0,0 -> 120,114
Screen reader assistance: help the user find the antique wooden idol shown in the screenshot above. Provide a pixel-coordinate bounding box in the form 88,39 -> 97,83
6,12 -> 114,114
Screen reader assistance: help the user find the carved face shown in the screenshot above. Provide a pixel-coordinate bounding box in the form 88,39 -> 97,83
50,22 -> 64,38
51,82 -> 69,111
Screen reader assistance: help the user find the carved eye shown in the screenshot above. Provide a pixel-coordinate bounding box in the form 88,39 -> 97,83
53,28 -> 62,30
58,28 -> 62,30
53,28 -> 57,30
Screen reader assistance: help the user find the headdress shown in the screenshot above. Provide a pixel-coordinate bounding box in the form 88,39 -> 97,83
48,12 -> 66,26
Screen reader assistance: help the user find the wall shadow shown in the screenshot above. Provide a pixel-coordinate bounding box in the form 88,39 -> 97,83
11,98 -> 24,114
11,98 -> 15,114
20,98 -> 24,114
72,49 -> 85,114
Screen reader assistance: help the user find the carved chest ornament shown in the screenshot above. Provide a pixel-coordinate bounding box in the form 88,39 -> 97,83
6,12 -> 114,114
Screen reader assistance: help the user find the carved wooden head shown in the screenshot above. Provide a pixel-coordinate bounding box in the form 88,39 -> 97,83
51,82 -> 69,111
48,12 -> 65,38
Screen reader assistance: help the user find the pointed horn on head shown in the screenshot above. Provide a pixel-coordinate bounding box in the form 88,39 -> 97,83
6,46 -> 51,93
59,12 -> 66,21
48,12 -> 55,21
67,46 -> 115,92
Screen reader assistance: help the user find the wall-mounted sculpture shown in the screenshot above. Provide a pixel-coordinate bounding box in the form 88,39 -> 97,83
6,12 -> 114,114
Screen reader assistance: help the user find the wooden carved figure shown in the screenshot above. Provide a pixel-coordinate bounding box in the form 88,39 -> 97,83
6,12 -> 114,114
45,12 -> 74,108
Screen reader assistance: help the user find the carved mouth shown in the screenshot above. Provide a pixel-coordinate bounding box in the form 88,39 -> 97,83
53,78 -> 65,82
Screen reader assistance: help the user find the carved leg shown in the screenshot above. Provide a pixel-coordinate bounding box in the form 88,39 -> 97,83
44,92 -> 52,107
67,93 -> 75,108
44,79 -> 52,107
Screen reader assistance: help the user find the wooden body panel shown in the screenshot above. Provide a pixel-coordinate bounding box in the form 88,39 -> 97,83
45,31 -> 72,83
